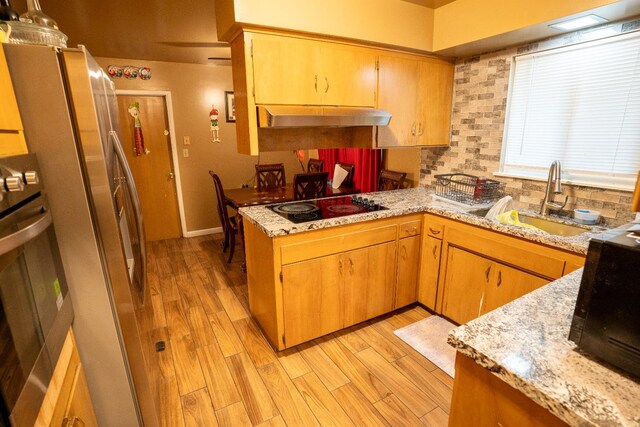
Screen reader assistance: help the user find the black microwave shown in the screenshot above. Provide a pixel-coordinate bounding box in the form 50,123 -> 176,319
569,223 -> 640,378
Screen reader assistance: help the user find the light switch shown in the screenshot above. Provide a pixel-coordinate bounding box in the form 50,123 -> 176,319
183,136 -> 191,146
183,148 -> 189,158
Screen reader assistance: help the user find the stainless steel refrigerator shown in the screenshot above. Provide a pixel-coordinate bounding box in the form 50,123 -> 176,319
3,44 -> 158,426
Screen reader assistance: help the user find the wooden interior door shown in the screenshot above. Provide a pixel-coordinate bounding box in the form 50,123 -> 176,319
117,95 -> 181,241
441,246 -> 492,324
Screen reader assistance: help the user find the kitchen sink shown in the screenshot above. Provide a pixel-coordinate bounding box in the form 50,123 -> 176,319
467,209 -> 589,237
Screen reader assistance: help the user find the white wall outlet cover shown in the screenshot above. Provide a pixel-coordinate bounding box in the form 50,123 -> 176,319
183,148 -> 189,158
183,136 -> 190,145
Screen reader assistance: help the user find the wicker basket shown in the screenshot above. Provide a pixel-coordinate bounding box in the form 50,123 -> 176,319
434,173 -> 505,205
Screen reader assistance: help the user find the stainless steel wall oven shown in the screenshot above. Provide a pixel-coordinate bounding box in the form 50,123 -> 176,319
0,154 -> 73,427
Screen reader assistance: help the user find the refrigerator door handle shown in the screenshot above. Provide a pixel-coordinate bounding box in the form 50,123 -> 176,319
110,130 -> 147,298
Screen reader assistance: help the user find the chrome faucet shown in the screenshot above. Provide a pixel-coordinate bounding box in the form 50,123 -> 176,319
540,160 -> 568,216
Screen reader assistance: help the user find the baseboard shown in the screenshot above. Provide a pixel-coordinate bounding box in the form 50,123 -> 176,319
184,227 -> 223,238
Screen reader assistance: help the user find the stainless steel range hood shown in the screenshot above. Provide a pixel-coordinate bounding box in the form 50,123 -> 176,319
257,105 -> 391,128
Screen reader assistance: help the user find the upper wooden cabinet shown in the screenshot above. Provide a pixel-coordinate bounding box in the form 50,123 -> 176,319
252,33 -> 377,107
377,54 -> 454,147
0,46 -> 28,156
228,29 -> 454,154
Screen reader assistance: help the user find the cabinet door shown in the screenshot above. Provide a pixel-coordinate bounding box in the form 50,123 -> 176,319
441,247 -> 492,324
342,242 -> 396,327
416,59 -> 453,147
396,236 -> 421,308
252,34 -> 321,105
282,253 -> 343,347
376,55 -> 419,147
0,48 -> 27,156
64,365 -> 98,427
481,263 -> 548,316
418,235 -> 442,310
321,46 -> 376,107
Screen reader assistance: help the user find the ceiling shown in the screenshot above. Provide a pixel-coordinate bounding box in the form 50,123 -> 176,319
10,0 -> 462,65
12,0 -> 231,64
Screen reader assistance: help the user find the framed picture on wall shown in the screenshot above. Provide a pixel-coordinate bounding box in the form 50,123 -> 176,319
225,91 -> 236,122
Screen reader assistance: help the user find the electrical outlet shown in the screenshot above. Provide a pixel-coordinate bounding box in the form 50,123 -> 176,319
183,136 -> 190,146
183,148 -> 189,158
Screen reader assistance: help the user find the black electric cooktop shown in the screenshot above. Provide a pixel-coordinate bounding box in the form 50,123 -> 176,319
269,195 -> 387,224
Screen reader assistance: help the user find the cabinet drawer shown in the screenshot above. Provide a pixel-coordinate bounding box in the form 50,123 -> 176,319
280,224 -> 397,265
425,217 -> 444,239
400,219 -> 422,237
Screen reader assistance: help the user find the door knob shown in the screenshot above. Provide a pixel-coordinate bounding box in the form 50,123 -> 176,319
168,172 -> 175,180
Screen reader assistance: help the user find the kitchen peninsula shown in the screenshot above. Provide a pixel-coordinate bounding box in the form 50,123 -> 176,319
240,188 -> 596,350
448,269 -> 640,427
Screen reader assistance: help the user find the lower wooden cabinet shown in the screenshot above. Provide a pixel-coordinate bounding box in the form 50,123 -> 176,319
282,242 -> 396,347
35,328 -> 97,427
418,236 -> 442,310
421,214 -> 586,325
441,247 -> 493,324
245,214 -> 421,350
395,235 -> 421,308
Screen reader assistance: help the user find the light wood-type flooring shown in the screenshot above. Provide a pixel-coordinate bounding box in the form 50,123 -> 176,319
136,235 -> 452,426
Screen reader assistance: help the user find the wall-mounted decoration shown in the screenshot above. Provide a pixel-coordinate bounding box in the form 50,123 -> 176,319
107,65 -> 152,80
127,102 -> 150,156
210,106 -> 220,143
225,91 -> 235,122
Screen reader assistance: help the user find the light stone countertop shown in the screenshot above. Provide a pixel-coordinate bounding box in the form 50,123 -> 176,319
239,187 -> 605,254
449,269 -> 640,427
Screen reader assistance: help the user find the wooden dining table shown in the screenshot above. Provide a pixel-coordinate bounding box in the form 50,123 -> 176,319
224,183 -> 360,210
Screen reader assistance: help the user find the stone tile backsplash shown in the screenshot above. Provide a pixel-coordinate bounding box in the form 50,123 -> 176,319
420,25 -> 639,227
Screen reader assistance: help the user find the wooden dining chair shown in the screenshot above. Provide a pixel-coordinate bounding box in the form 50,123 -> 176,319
255,163 -> 286,191
209,171 -> 239,263
378,169 -> 407,191
335,162 -> 355,187
307,158 -> 324,173
293,172 -> 329,200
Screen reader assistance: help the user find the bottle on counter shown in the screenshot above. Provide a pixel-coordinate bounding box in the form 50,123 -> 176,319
0,0 -> 19,21
19,0 -> 58,29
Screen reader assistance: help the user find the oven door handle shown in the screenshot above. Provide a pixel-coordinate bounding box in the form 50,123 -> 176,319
110,130 -> 147,297
0,209 -> 52,256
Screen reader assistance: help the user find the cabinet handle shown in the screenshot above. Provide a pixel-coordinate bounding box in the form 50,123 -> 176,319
418,122 -> 424,136
401,245 -> 408,260
432,245 -> 437,259
404,227 -> 417,235
497,270 -> 502,287
485,265 -> 491,282
411,122 -> 417,136
428,227 -> 440,235
325,76 -> 330,93
314,75 -> 318,92
64,416 -> 85,427
338,259 -> 343,274
349,258 -> 354,274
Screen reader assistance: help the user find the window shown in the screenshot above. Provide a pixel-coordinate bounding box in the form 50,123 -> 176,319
500,31 -> 640,190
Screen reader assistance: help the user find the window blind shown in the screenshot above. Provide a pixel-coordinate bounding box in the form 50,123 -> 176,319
501,31 -> 640,190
